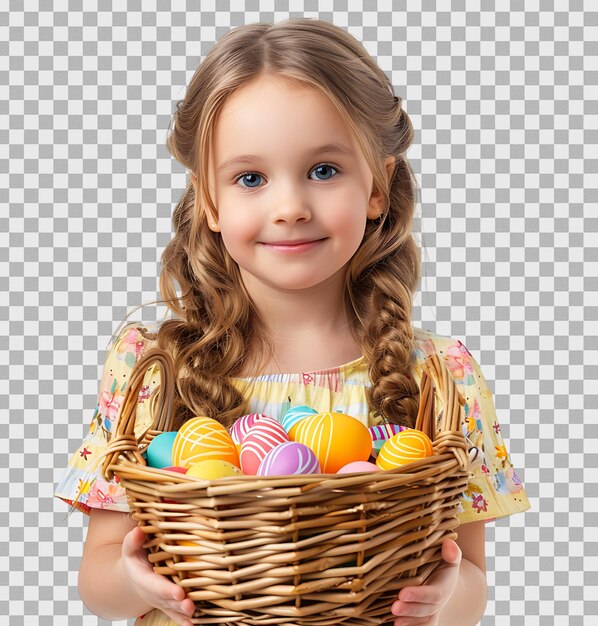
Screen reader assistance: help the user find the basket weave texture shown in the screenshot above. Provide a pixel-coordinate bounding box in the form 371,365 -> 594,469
98,349 -> 470,625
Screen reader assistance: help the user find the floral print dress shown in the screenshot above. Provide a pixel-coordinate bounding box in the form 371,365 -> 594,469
54,321 -> 531,625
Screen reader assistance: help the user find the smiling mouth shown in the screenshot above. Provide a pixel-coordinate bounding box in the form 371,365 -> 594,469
260,238 -> 327,252
265,238 -> 326,246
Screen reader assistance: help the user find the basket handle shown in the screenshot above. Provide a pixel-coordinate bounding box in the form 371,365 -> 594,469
415,354 -> 469,470
94,348 -> 177,481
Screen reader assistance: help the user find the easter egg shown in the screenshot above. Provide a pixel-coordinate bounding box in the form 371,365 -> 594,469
229,413 -> 271,445
186,459 -> 243,480
177,539 -> 201,563
161,466 -> 188,503
336,461 -> 380,474
280,405 -> 319,436
172,416 -> 239,469
145,432 -> 178,469
163,466 -> 188,474
257,441 -> 321,476
376,429 -> 434,470
240,419 -> 289,475
369,423 -> 406,454
293,412 -> 372,474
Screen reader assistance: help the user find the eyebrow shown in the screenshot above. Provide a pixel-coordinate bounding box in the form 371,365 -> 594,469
218,143 -> 354,171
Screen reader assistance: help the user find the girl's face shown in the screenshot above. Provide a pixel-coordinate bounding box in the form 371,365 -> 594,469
202,74 -> 392,296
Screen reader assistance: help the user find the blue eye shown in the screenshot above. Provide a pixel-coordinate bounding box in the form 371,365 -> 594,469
233,162 -> 340,191
236,172 -> 262,189
311,163 -> 338,181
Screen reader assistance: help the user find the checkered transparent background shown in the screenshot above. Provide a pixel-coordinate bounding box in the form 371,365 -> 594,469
1,2 -> 596,624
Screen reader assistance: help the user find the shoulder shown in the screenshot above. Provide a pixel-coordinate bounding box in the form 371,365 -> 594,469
99,320 -> 162,383
412,325 -> 474,364
107,320 -> 161,355
411,325 -> 481,389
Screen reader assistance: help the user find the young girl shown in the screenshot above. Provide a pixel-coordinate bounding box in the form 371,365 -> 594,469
54,17 -> 530,626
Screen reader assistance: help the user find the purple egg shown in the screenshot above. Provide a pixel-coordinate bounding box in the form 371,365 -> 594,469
257,441 -> 321,477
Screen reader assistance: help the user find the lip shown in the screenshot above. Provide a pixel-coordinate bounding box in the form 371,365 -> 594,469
261,238 -> 327,253
267,238 -> 325,246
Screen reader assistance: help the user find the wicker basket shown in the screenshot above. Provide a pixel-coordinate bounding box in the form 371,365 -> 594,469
98,349 -> 470,625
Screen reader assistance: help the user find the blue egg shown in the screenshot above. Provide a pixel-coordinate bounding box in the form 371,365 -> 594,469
280,405 -> 319,433
145,431 -> 178,468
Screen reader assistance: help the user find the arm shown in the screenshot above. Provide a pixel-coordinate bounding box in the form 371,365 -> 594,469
392,520 -> 488,625
78,509 -> 154,619
436,557 -> 488,625
437,519 -> 488,624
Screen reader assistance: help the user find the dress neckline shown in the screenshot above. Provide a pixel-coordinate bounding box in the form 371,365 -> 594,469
231,354 -> 366,380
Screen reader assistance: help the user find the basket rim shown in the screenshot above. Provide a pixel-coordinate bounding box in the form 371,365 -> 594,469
107,443 -> 470,499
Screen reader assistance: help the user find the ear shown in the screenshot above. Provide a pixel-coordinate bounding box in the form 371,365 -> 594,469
190,172 -> 221,232
367,156 -> 396,220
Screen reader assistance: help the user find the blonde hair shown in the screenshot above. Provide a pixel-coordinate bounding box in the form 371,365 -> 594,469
131,17 -> 422,430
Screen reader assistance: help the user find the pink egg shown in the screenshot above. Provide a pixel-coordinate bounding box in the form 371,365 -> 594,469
163,466 -> 188,474
229,413 -> 271,445
336,461 -> 380,474
257,441 -> 321,476
240,420 -> 289,475
162,466 -> 188,504
369,423 -> 406,453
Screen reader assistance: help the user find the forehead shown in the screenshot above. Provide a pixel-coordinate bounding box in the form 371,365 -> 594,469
210,76 -> 360,166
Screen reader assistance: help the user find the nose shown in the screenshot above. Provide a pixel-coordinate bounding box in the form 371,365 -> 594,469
270,183 -> 312,224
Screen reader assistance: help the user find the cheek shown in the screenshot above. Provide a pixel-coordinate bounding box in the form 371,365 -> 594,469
218,214 -> 259,257
333,210 -> 367,246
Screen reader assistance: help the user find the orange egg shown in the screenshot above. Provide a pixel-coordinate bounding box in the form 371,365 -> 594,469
376,429 -> 433,470
177,539 -> 201,563
292,412 -> 371,473
172,416 -> 239,469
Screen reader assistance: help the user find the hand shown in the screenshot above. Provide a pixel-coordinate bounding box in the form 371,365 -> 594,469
391,538 -> 462,626
122,525 -> 196,626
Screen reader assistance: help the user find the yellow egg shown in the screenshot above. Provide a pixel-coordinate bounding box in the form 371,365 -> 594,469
172,416 -> 239,469
376,429 -> 434,470
186,459 -> 242,480
293,412 -> 371,473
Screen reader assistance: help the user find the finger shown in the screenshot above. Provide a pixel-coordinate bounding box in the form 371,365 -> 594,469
161,605 -> 194,626
399,569 -> 454,605
122,526 -> 145,554
393,617 -> 429,626
163,589 -> 194,610
391,598 -> 438,618
442,538 -> 462,564
123,553 -> 180,606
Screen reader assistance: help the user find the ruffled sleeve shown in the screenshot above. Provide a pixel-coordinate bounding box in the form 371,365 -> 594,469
53,321 -> 159,517
420,332 -> 532,524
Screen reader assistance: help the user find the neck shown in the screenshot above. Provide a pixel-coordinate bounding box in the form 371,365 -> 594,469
241,268 -> 352,342
236,268 -> 365,376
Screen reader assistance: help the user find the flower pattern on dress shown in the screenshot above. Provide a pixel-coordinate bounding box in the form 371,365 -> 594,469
75,477 -> 93,501
444,340 -> 475,385
86,477 -> 126,509
302,373 -> 314,386
138,384 -> 151,402
471,493 -> 488,514
116,326 -> 143,369
98,389 -> 126,434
